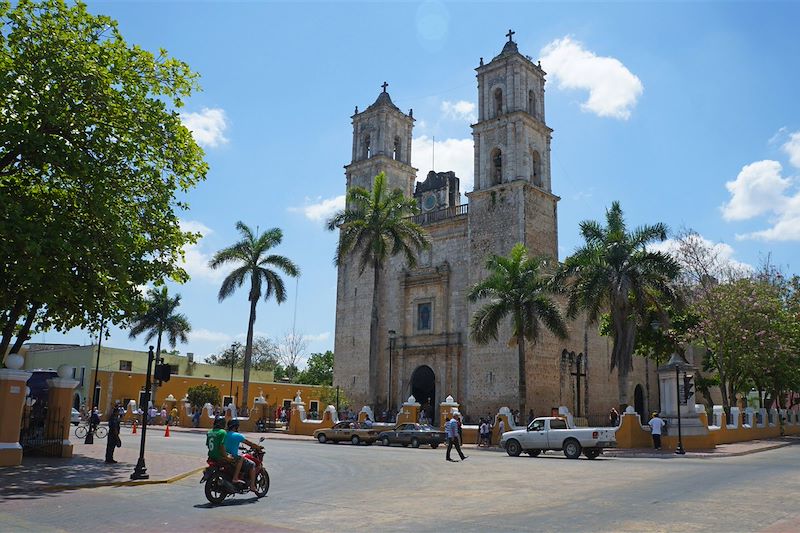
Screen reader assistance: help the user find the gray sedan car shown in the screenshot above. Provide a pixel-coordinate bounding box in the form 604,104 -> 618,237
377,423 -> 446,448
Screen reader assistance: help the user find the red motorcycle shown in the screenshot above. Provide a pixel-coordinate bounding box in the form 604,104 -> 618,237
201,438 -> 269,504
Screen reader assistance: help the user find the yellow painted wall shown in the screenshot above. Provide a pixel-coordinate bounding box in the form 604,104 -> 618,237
92,369 -> 323,418
22,344 -> 275,409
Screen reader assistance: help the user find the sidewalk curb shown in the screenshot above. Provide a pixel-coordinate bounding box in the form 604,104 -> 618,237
603,440 -> 794,459
7,466 -> 205,495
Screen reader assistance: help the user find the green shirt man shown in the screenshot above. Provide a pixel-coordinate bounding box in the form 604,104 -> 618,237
206,428 -> 227,460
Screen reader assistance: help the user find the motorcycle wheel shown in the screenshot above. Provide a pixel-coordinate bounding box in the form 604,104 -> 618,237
254,468 -> 270,498
204,473 -> 228,505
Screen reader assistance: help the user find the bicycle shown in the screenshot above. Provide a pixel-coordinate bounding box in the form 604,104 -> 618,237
75,423 -> 108,439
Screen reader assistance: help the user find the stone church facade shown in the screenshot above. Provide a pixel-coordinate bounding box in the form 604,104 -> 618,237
334,34 -> 656,422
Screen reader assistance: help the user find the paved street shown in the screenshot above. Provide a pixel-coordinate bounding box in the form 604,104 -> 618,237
1,430 -> 798,532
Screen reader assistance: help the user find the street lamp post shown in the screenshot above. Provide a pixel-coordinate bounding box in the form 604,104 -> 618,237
85,322 -> 104,445
674,365 -> 686,455
131,346 -> 155,480
660,353 -> 690,456
229,343 -> 236,407
388,330 -> 396,413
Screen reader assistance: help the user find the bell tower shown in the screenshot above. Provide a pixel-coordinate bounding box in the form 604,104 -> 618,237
467,30 -> 559,260
344,82 -> 417,196
334,83 -> 417,409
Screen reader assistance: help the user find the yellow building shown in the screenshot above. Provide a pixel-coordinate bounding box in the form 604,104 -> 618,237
21,343 -> 324,416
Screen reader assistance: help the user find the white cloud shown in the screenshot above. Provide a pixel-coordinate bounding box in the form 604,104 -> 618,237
650,234 -> 752,274
783,131 -> 800,168
303,332 -> 330,343
539,36 -> 643,120
190,329 -> 232,344
180,107 -> 229,148
179,219 -> 222,282
288,195 -> 345,222
721,160 -> 790,221
441,100 -> 476,123
411,135 -> 474,198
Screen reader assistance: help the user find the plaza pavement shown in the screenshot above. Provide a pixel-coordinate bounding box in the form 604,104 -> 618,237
1,429 -> 799,532
3,424 -> 797,495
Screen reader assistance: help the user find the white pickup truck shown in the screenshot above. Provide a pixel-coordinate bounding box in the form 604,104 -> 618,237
500,417 -> 617,459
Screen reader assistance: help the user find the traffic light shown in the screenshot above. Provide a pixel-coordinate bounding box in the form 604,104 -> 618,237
154,363 -> 172,382
683,374 -> 694,402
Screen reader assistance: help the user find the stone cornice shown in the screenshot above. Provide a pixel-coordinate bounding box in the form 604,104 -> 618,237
46,377 -> 80,389
0,369 -> 32,382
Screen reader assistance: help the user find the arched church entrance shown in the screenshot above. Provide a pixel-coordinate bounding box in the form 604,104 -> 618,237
634,384 -> 646,421
410,365 -> 435,423
73,393 -> 81,411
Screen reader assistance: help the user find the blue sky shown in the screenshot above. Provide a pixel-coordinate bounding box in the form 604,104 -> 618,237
41,1 -> 800,365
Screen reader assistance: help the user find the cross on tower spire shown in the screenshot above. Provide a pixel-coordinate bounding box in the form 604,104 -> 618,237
506,29 -> 515,42
381,81 -> 389,93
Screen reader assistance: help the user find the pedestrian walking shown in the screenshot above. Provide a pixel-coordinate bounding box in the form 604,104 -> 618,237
649,412 -> 664,450
445,414 -> 467,462
609,407 -> 620,427
105,407 -> 121,463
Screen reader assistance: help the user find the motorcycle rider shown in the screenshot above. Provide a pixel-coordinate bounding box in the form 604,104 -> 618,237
206,416 -> 229,464
225,418 -> 263,494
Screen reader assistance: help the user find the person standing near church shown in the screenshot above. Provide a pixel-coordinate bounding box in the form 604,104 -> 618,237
105,407 -> 121,463
649,412 -> 664,450
445,415 -> 467,462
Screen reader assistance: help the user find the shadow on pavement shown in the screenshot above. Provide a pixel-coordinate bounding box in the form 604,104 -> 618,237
0,454 -> 134,500
193,496 -> 262,509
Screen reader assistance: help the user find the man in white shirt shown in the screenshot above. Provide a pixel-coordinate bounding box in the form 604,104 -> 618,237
649,412 -> 665,450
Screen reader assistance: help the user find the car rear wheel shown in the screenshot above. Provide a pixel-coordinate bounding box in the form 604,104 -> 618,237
381,436 -> 390,446
563,439 -> 582,459
584,448 -> 601,460
526,450 -> 541,457
505,439 -> 522,457
317,434 -> 327,444
351,435 -> 360,445
411,437 -> 420,448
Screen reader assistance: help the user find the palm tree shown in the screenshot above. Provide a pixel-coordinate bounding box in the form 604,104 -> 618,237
209,222 -> 299,413
128,286 -> 191,404
327,172 -> 430,405
558,201 -> 680,409
469,243 -> 568,415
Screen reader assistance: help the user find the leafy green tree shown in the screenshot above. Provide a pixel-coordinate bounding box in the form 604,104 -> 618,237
206,337 -> 280,372
327,172 -> 429,403
469,243 -> 567,415
128,287 -> 190,402
296,351 -> 334,386
209,222 -> 299,413
187,383 -> 221,409
559,202 -> 680,408
0,0 -> 207,355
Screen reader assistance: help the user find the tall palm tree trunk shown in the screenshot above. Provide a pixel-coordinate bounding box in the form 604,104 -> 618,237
367,265 -> 382,409
242,295 -> 258,414
368,265 -> 381,407
517,333 -> 527,417
613,319 -> 636,410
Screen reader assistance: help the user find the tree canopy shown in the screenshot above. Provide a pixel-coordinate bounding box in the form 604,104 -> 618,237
0,0 -> 207,357
296,351 -> 334,386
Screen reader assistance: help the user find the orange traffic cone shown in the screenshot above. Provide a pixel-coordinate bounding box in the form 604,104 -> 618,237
132,420 -> 137,434
164,423 -> 170,437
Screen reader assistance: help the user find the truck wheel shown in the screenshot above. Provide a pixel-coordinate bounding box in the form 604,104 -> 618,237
505,439 -> 522,457
584,448 -> 601,460
526,450 -> 541,457
563,439 -> 582,459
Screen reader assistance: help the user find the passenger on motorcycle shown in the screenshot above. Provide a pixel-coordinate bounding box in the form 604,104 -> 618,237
225,419 -> 263,493
206,416 -> 230,463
